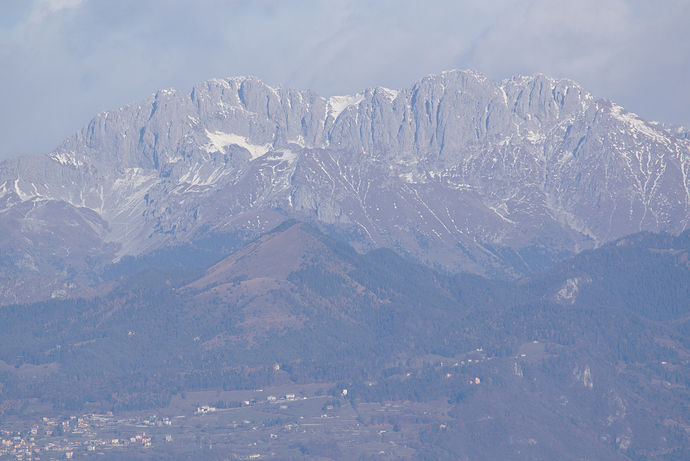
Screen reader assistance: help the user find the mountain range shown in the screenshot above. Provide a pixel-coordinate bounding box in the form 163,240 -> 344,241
2,70 -> 690,304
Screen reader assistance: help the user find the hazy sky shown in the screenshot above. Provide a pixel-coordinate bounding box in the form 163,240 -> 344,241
1,0 -> 689,161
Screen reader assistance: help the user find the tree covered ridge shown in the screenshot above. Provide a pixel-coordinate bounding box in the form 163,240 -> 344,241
0,223 -> 689,458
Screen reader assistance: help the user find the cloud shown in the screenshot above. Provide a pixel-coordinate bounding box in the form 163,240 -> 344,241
469,0 -> 631,75
0,0 -> 689,161
31,0 -> 85,15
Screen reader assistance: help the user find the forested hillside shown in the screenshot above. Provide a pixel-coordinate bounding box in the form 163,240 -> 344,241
1,222 -> 689,459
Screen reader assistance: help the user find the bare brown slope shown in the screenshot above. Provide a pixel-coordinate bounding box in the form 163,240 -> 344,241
180,221 -> 371,346
184,221 -> 320,290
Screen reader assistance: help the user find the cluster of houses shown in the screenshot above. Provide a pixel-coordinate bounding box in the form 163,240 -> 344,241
0,412 -> 176,459
266,393 -> 297,403
0,427 -> 85,460
197,405 -> 217,414
0,430 -> 37,460
197,393 -> 307,415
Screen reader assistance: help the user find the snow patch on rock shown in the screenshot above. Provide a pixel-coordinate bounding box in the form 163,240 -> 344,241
204,130 -> 272,160
327,94 -> 365,120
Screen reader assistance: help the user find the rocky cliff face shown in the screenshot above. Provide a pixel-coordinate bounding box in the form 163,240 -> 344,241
1,70 -> 689,304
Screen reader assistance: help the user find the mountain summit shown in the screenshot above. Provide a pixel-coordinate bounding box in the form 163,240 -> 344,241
1,70 -> 690,303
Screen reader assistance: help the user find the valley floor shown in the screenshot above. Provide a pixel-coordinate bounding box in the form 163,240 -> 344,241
0,382 -> 456,460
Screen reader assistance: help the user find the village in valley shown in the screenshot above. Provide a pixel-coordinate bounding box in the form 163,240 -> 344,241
0,384 -> 419,460
1,412 -> 162,460
0,352 -> 494,460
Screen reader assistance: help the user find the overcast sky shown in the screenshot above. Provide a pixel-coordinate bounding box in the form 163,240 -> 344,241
1,0 -> 689,161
